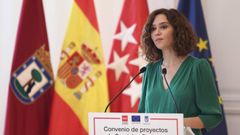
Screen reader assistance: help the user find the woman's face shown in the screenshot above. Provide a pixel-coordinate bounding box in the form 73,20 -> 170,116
151,14 -> 174,51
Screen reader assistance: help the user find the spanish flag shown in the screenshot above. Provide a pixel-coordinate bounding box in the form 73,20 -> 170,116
48,0 -> 109,134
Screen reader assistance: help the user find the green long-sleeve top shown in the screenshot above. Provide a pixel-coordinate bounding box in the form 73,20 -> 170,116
138,56 -> 222,135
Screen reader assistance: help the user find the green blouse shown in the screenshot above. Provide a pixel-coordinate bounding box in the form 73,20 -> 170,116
138,56 -> 222,135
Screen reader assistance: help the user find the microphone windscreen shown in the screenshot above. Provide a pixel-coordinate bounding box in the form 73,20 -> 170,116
162,68 -> 167,75
140,67 -> 146,73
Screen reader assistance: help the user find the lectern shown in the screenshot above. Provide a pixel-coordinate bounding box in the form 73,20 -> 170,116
88,112 -> 183,135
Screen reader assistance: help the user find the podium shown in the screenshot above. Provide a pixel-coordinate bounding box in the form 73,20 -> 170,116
88,112 -> 183,135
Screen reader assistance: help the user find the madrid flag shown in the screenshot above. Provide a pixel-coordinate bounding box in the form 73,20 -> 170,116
107,0 -> 149,112
48,0 -> 109,134
4,0 -> 54,135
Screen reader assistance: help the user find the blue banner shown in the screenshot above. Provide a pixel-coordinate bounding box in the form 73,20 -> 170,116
178,0 -> 228,134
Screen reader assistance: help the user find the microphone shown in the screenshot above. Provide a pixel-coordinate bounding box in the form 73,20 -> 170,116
162,68 -> 179,113
104,67 -> 147,112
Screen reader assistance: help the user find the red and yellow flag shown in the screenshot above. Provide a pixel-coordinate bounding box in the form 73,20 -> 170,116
4,0 -> 54,135
107,0 -> 149,112
49,0 -> 109,134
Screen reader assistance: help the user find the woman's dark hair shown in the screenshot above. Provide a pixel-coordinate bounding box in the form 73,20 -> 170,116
141,8 -> 197,62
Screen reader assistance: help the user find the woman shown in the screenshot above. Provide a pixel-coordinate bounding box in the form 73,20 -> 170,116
138,8 -> 222,135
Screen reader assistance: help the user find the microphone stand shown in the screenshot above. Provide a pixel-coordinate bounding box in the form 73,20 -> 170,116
162,68 -> 179,113
104,67 -> 146,112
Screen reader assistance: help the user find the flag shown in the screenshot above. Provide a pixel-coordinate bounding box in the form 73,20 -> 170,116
107,0 -> 149,112
4,0 -> 54,135
48,0 -> 109,134
178,0 -> 228,134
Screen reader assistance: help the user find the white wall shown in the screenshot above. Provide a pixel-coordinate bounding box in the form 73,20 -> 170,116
0,0 -> 239,134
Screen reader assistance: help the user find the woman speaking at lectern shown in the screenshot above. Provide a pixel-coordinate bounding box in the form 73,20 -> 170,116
138,8 -> 222,135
